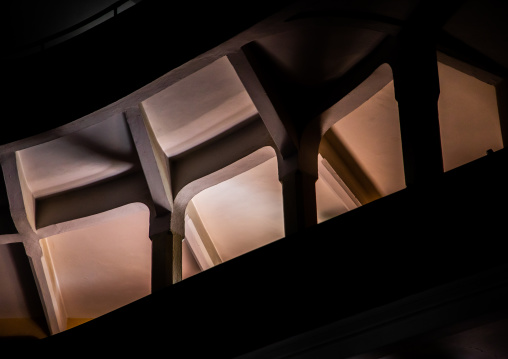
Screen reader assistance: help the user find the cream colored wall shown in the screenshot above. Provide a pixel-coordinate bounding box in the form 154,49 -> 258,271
190,157 -> 284,262
142,57 -> 257,159
327,80 -> 406,198
42,205 -> 151,319
438,62 -> 503,171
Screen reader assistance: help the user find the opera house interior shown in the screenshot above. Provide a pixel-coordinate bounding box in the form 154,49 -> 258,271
1,0 -> 508,356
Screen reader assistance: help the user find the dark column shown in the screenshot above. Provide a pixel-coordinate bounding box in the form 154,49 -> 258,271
151,231 -> 182,292
280,169 -> 317,236
392,33 -> 444,186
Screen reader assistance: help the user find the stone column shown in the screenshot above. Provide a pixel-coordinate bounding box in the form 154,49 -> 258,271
279,165 -> 318,236
151,231 -> 182,292
392,32 -> 444,186
25,239 -> 67,334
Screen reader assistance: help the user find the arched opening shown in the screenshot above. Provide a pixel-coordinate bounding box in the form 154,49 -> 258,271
316,65 -> 405,223
182,149 -> 283,278
38,204 -> 151,330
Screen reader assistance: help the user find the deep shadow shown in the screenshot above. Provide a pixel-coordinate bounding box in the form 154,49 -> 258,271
7,243 -> 50,337
0,170 -> 17,234
32,148 -> 508,357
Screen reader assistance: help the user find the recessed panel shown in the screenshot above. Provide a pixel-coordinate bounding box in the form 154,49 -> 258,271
190,157 -> 284,262
325,80 -> 405,197
17,114 -> 138,199
438,61 -> 503,171
42,205 -> 151,319
142,57 -> 257,158
182,239 -> 201,279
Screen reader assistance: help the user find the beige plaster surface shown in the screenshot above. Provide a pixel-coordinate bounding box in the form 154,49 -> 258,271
17,114 -> 138,199
1,0 -> 506,343
316,175 -> 350,223
437,62 -> 503,171
327,80 -> 406,197
41,205 -> 151,318
182,238 -> 201,279
142,57 -> 257,158
190,157 -> 284,262
189,157 -> 350,262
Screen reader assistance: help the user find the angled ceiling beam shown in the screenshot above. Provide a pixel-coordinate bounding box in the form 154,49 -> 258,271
228,49 -> 298,158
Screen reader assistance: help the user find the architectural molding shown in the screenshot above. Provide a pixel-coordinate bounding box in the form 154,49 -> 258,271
184,214 -> 216,271
1,153 -> 37,235
185,203 -> 222,267
228,49 -> 298,158
125,107 -> 172,216
171,146 -> 276,237
26,239 -> 67,335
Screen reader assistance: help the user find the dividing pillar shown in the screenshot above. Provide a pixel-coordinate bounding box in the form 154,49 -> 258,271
151,231 -> 182,292
279,158 -> 318,236
25,239 -> 67,334
392,32 -> 444,186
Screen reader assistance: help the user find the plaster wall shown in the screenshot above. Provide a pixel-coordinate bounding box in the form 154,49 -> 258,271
437,61 -> 503,171
190,157 -> 284,262
182,238 -> 201,279
188,156 -> 351,262
142,57 -> 257,158
17,114 -> 138,199
42,205 -> 151,318
315,175 -> 350,223
327,80 -> 405,197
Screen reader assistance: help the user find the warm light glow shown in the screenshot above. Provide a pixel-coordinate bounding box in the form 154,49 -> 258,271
40,205 -> 151,321
437,61 -> 503,171
189,157 -> 284,262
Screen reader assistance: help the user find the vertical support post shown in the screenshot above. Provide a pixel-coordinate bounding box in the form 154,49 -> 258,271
25,240 -> 67,334
151,231 -> 182,292
392,32 -> 444,186
280,169 -> 317,236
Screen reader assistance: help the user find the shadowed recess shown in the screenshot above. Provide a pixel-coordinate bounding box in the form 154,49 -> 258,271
1,243 -> 50,337
0,173 -> 16,234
